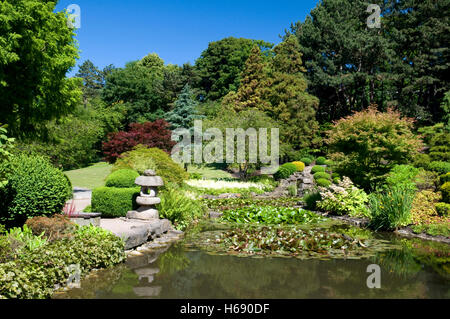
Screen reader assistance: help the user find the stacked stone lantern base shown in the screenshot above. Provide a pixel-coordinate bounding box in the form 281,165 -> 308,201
127,170 -> 164,221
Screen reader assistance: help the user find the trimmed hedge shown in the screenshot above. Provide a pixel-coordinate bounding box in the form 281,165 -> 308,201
311,165 -> 326,174
300,157 -> 313,166
316,178 -> 332,187
314,172 -> 331,180
439,172 -> 450,185
0,154 -> 72,226
292,161 -> 305,172
274,163 -> 297,180
316,157 -> 327,165
105,169 -> 139,188
91,187 -> 140,218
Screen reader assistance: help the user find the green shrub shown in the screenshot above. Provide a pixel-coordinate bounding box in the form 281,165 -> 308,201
105,169 -> 139,188
274,163 -> 297,180
316,157 -> 327,165
435,203 -> 450,217
316,178 -> 332,188
413,153 -> 431,170
313,172 -> 331,180
385,165 -> 419,191
292,161 -> 305,172
333,177 -> 340,184
410,190 -> 442,225
157,187 -> 205,230
324,160 -> 334,166
327,107 -> 422,190
91,187 -> 140,218
0,154 -> 72,226
0,225 -> 125,299
0,125 -> 14,189
113,145 -> 188,185
316,177 -> 370,218
189,172 -> 203,180
428,161 -> 450,174
368,185 -> 415,231
311,165 -> 326,174
332,173 -> 340,179
300,157 -> 313,166
418,123 -> 450,162
440,182 -> 450,203
303,190 -> 321,210
415,169 -> 438,191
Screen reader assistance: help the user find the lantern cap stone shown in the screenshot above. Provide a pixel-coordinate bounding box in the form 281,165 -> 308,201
135,175 -> 164,187
144,169 -> 156,176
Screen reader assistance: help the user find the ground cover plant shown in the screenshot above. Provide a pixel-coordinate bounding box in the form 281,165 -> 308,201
0,224 -> 125,299
221,205 -> 326,225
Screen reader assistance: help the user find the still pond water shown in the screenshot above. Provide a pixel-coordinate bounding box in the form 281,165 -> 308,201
55,221 -> 450,299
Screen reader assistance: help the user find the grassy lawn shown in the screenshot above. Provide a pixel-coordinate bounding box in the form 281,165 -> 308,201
64,162 -> 112,190
187,164 -> 233,179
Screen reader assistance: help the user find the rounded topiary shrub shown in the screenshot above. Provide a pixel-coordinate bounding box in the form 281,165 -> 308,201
91,187 -> 140,218
316,178 -> 332,188
314,172 -> 331,180
316,157 -> 327,165
0,154 -> 72,226
274,163 -> 297,180
300,157 -> 313,166
332,173 -> 340,179
292,161 -> 305,172
435,202 -> 450,217
105,169 -> 139,188
441,182 -> 450,203
113,145 -> 188,186
311,165 -> 326,174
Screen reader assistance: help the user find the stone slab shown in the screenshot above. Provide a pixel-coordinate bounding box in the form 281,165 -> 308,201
100,218 -> 172,250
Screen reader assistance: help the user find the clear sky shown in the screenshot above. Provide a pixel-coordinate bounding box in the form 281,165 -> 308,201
55,0 -> 319,76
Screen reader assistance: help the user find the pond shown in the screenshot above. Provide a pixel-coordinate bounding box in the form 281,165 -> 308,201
54,220 -> 450,299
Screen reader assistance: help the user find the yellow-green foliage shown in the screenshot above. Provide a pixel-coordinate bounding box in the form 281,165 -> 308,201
292,161 -> 305,172
410,190 -> 442,225
441,182 -> 450,203
113,145 -> 188,186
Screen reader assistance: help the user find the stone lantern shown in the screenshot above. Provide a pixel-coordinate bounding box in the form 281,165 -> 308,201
127,169 -> 164,220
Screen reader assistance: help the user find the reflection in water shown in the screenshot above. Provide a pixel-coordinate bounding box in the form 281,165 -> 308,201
55,226 -> 450,299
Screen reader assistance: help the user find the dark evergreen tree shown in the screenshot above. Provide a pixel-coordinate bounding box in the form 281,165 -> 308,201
166,84 -> 200,130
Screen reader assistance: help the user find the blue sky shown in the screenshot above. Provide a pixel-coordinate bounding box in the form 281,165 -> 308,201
55,0 -> 319,76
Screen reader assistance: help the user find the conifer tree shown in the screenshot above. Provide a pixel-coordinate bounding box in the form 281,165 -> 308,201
166,84 -> 200,130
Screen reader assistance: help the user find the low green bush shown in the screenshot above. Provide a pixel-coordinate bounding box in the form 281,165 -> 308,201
411,222 -> 450,238
91,187 -> 140,218
441,182 -> 450,203
368,185 -> 415,231
0,154 -> 72,226
332,173 -> 340,179
316,177 -> 370,218
316,178 -> 332,187
300,157 -> 313,166
302,190 -> 321,210
113,145 -> 188,186
439,172 -> 450,185
315,157 -> 327,165
274,163 -> 297,180
435,202 -> 450,217
311,165 -> 326,174
105,169 -> 139,188
333,177 -> 340,184
157,187 -> 205,230
385,165 -> 419,191
25,215 -> 76,242
0,225 -> 125,299
428,161 -> 450,174
314,172 -> 331,180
